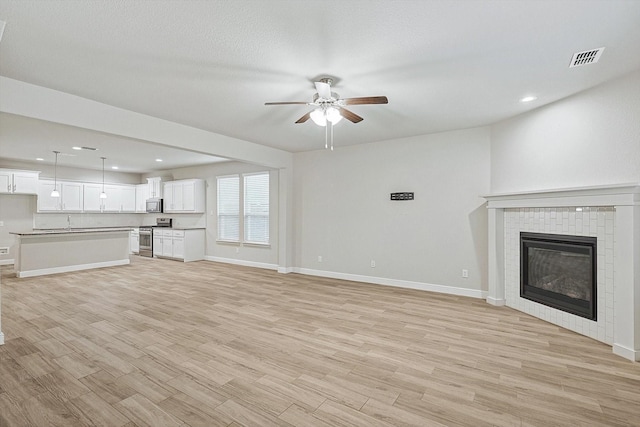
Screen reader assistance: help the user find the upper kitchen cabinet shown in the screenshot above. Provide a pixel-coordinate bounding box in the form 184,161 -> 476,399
163,179 -> 205,213
147,176 -> 171,199
135,183 -> 149,213
120,186 -> 136,212
84,183 -> 136,212
0,169 -> 40,195
37,180 -> 83,212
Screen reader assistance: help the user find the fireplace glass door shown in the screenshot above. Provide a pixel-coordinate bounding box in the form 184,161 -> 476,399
520,232 -> 597,320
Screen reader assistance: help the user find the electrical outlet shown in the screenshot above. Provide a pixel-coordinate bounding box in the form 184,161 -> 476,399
371,260 -> 376,268
462,269 -> 469,278
235,247 -> 240,254
318,255 -> 322,262
0,221 -> 4,226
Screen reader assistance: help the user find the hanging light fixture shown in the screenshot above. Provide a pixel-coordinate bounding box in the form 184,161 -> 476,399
100,157 -> 107,199
50,151 -> 60,198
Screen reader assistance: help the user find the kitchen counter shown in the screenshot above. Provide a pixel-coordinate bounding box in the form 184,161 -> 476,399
12,227 -> 134,236
10,228 -> 131,278
166,227 -> 206,230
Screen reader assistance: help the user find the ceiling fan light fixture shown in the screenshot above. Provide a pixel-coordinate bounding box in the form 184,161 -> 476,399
326,107 -> 343,124
310,109 -> 327,126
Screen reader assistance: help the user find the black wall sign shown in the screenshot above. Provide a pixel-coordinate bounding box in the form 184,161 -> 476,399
390,192 -> 414,201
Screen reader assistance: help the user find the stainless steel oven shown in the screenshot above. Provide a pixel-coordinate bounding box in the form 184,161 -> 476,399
138,218 -> 172,258
139,227 -> 153,257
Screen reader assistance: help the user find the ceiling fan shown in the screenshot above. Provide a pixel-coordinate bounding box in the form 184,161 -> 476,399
265,77 -> 388,149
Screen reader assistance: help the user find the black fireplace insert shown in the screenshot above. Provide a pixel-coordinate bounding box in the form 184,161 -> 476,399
520,232 -> 597,320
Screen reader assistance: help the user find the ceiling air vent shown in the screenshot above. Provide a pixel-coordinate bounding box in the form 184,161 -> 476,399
569,47 -> 605,68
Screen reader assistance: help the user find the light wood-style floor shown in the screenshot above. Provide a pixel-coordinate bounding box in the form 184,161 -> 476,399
1,257 -> 639,427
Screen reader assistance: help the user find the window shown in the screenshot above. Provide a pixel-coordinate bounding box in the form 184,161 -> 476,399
216,172 -> 270,244
244,172 -> 269,244
217,175 -> 239,242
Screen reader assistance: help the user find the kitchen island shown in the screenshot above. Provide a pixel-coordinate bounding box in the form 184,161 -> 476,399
10,228 -> 132,278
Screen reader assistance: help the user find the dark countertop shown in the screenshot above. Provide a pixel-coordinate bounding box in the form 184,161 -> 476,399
11,227 -> 134,236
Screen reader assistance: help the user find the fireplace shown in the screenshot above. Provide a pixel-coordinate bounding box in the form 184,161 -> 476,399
520,232 -> 597,320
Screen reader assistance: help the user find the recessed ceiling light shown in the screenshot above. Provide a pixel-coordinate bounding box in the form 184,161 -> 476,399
520,96 -> 537,103
155,158 -> 163,162
36,157 -> 44,161
111,166 -> 119,170
72,146 -> 82,150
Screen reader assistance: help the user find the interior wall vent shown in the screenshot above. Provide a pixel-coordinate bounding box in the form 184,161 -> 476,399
569,47 -> 605,68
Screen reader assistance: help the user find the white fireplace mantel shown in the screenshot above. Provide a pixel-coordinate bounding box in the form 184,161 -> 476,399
484,184 -> 640,362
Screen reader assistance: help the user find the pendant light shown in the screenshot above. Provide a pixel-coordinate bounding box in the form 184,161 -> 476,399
50,151 -> 60,198
100,157 -> 107,199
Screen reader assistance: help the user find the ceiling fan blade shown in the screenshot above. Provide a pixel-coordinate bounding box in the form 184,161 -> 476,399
295,112 -> 311,124
339,107 -> 364,123
265,101 -> 309,105
315,81 -> 332,99
342,96 -> 388,105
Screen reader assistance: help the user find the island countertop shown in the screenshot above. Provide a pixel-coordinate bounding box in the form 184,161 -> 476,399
10,227 -> 134,236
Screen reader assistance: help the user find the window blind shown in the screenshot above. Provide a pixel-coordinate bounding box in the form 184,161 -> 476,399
217,175 -> 239,242
244,172 -> 269,244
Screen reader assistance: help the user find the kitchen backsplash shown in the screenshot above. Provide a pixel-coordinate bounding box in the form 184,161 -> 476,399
33,213 -> 206,229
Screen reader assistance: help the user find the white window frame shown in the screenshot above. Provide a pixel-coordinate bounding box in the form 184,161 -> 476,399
216,172 -> 270,246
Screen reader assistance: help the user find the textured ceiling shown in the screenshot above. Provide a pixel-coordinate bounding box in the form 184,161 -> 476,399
1,0 -> 640,163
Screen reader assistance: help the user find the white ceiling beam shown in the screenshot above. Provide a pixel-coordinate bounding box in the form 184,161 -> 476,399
0,77 -> 292,170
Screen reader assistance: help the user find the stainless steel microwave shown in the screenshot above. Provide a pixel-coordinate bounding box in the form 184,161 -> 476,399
146,198 -> 163,213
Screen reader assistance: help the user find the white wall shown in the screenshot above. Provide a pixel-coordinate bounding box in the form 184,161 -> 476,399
293,127 -> 491,295
491,70 -> 640,193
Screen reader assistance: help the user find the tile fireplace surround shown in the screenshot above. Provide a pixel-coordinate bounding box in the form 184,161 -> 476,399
484,184 -> 640,361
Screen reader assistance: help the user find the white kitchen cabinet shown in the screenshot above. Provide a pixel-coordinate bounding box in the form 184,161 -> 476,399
0,169 -> 40,194
37,180 -> 83,212
103,185 -> 123,212
152,232 -> 163,257
121,186 -> 136,212
163,179 -> 205,213
83,183 -> 104,212
61,182 -> 84,211
135,184 -> 149,212
83,183 -> 135,212
147,176 -> 170,199
130,229 -> 140,254
160,230 -> 173,257
154,229 -> 204,262
172,230 -> 185,259
38,180 -> 62,211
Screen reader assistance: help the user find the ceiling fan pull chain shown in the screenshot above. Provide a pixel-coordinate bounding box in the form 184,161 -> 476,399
330,121 -> 334,151
325,122 -> 328,149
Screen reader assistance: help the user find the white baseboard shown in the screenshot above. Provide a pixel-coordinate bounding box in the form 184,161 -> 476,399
204,256 -> 279,271
294,267 -> 487,299
203,258 -> 486,299
486,297 -> 506,306
16,259 -> 130,278
0,259 -> 15,266
0,331 -> 4,345
613,343 -> 640,362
